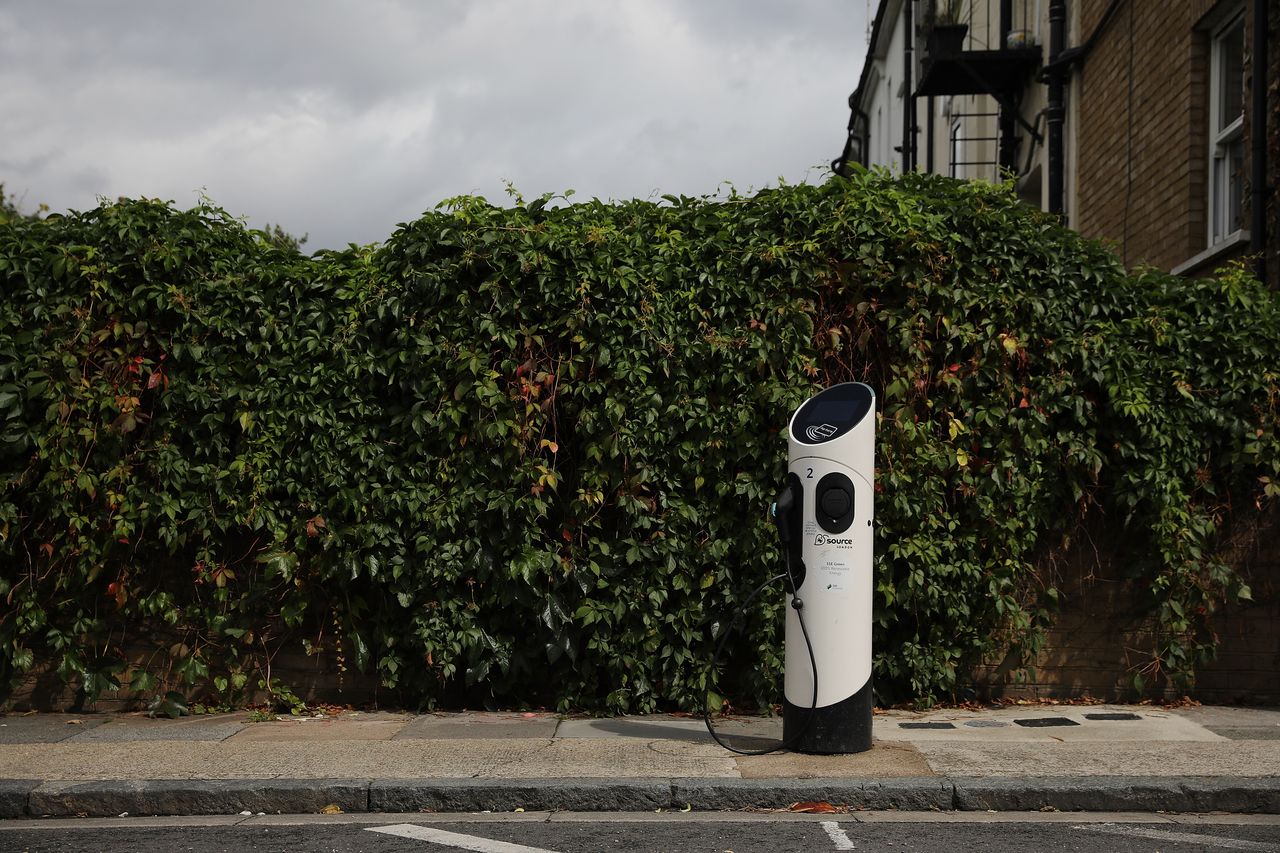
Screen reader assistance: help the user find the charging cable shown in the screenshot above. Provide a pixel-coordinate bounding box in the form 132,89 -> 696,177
703,548 -> 819,756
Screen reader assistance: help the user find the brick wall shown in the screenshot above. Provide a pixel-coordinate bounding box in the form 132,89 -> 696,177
1073,0 -> 1223,271
975,502 -> 1280,704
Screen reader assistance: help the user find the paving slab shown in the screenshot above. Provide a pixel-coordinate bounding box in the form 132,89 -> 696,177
0,739 -> 537,781
917,740 -> 1280,777
67,712 -> 249,743
393,711 -> 559,740
875,706 -> 1224,743
735,740 -> 933,779
1207,726 -> 1280,740
1175,706 -> 1280,740
1176,706 -> 1280,727
228,716 -> 409,742
484,738 -> 737,779
0,737 -> 736,781
0,714 -> 107,744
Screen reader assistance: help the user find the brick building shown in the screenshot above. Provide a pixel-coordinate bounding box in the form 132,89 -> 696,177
837,0 -> 1278,701
840,0 -> 1278,284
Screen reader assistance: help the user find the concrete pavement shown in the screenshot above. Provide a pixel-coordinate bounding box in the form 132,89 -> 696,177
1,704 -> 1277,817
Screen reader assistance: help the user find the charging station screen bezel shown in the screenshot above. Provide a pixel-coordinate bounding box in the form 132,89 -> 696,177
791,383 -> 874,445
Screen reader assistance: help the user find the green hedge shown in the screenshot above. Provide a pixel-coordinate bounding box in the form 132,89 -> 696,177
1,171 -> 1277,711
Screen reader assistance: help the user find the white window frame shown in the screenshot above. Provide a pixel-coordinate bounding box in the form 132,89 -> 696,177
950,116 -> 966,180
1207,8 -> 1246,246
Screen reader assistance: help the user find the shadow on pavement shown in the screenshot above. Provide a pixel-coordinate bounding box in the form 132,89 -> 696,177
586,718 -> 778,749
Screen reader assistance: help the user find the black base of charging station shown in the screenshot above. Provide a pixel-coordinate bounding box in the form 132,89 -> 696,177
782,680 -> 874,754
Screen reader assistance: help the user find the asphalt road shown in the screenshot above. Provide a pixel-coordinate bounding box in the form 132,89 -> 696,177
3,814 -> 1280,853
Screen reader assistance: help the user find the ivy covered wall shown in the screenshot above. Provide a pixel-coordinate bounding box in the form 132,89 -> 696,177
1,171 -> 1277,712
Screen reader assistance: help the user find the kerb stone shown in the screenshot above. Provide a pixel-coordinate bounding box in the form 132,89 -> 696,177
0,779 -> 37,818
369,778 -> 670,812
27,778 -> 369,817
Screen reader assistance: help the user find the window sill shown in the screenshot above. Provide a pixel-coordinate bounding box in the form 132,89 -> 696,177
1171,230 -> 1251,277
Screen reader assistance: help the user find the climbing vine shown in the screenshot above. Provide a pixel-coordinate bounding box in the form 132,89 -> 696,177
1,170 -> 1276,711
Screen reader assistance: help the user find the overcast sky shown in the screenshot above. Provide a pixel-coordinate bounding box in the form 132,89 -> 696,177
1,1 -> 868,249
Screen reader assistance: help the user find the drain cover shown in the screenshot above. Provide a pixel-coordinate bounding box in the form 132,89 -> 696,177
1084,712 -> 1142,721
964,720 -> 1010,728
1014,717 -> 1079,728
899,722 -> 956,730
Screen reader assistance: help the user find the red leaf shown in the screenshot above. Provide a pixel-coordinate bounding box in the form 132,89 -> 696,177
788,801 -> 839,814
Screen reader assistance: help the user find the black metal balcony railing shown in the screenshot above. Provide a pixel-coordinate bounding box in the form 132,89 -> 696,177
916,0 -> 1043,98
948,111 -> 1001,182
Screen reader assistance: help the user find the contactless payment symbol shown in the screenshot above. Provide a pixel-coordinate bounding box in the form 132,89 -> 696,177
805,423 -> 837,442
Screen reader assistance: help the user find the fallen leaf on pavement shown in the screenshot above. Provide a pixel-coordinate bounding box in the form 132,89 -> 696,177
789,801 -> 840,814
321,804 -> 343,814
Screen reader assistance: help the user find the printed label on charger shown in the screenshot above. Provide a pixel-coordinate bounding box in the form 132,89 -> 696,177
817,557 -> 851,593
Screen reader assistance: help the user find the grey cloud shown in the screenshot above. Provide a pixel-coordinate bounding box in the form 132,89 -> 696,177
1,0 -> 867,248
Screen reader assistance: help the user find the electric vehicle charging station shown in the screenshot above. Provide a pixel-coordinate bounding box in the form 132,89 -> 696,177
777,382 -> 875,754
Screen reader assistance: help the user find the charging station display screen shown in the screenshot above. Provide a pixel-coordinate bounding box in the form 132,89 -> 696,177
792,383 -> 874,444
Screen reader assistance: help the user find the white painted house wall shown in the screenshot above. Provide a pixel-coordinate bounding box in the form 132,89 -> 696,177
859,0 -> 907,171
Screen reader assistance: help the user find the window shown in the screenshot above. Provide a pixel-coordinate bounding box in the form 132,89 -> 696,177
1208,11 -> 1246,244
950,117 -> 965,179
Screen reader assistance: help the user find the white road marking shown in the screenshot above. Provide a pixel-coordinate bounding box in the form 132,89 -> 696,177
1074,823 -> 1280,851
821,819 -> 856,850
367,822 -> 562,852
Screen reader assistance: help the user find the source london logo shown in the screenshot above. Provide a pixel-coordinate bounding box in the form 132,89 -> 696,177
814,533 -> 854,547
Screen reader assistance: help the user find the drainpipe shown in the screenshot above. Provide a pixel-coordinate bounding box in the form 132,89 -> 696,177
927,96 -> 936,173
1047,0 -> 1067,217
998,0 -> 1017,172
903,0 -> 914,172
1251,0 -> 1268,285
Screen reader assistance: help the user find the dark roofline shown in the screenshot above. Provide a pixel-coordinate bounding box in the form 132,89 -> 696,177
849,0 -> 894,112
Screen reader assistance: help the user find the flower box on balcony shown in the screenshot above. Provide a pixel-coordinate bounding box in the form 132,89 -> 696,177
927,23 -> 968,57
